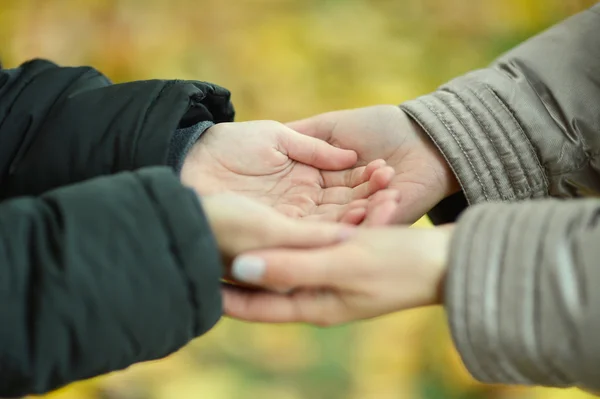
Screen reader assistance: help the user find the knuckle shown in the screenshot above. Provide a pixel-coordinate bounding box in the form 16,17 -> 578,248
272,263 -> 298,286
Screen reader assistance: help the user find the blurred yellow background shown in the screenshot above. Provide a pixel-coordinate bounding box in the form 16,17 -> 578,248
1,0 -> 598,398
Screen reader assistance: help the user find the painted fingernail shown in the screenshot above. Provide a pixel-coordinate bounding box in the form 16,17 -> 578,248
338,227 -> 357,242
232,256 -> 266,283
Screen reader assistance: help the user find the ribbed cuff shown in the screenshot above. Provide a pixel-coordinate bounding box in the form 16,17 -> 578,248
401,70 -> 549,206
168,121 -> 214,174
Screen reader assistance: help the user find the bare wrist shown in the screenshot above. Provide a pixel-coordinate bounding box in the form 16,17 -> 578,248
428,224 -> 454,306
407,117 -> 461,198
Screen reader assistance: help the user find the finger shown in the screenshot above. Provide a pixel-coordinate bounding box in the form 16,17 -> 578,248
340,207 -> 367,225
360,190 -> 401,227
282,130 -> 358,170
230,248 -> 340,288
319,166 -> 395,204
381,183 -> 445,225
364,159 -> 388,180
320,159 -> 387,188
368,166 -> 395,191
223,284 -> 301,323
320,167 -> 367,189
368,189 -> 402,206
316,199 -> 369,214
302,200 -> 368,223
286,112 -> 340,140
223,284 -> 343,325
266,219 -> 356,249
362,199 -> 400,227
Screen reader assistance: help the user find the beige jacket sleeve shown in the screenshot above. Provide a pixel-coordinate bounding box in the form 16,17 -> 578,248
399,3 -> 600,390
401,4 -> 600,211
448,199 -> 600,390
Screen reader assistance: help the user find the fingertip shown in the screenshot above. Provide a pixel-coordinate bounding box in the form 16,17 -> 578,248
363,159 -> 387,180
340,207 -> 367,225
314,140 -> 358,170
231,255 -> 267,284
335,147 -> 359,166
369,189 -> 402,205
363,199 -> 399,226
369,166 -> 395,190
347,199 -> 369,209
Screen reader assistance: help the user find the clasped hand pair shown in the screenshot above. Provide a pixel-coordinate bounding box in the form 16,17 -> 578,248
182,105 -> 459,326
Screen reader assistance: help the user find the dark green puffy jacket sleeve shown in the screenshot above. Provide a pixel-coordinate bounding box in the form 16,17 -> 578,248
0,167 -> 223,397
0,59 -> 234,200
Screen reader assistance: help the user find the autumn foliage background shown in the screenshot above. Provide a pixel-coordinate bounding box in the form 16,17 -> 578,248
1,0 -> 598,398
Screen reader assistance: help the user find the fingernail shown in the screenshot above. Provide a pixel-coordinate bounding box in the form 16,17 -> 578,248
338,227 -> 356,242
232,256 -> 266,283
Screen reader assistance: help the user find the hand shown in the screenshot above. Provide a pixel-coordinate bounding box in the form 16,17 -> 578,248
201,193 -> 355,289
182,121 -> 397,224
221,225 -> 453,326
287,106 -> 460,224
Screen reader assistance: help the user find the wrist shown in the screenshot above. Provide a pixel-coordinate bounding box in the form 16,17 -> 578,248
171,121 -> 214,176
180,125 -> 217,189
426,224 -> 453,306
407,116 -> 461,199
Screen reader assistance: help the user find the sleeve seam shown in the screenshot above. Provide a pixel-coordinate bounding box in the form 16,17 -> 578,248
465,85 -> 536,193
419,98 -> 490,201
435,92 -> 507,199
448,89 -> 520,198
483,84 -> 549,191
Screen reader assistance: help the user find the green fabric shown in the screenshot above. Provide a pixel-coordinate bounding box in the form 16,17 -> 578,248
0,168 -> 223,397
0,59 -> 233,396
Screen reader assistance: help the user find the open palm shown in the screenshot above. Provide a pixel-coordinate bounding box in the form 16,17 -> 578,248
287,106 -> 460,224
181,121 -> 394,223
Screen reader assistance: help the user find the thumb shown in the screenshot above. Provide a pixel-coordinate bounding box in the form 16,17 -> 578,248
286,112 -> 339,140
282,129 -> 357,170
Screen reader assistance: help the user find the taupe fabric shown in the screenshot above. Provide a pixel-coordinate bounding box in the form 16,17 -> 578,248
400,4 -> 600,389
449,199 -> 600,390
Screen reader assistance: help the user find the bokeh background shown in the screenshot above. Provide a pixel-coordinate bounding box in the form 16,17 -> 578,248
1,0 -> 598,398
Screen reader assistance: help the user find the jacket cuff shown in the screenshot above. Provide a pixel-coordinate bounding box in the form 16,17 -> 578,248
445,199 -> 599,388
168,121 -> 214,174
400,70 -> 549,207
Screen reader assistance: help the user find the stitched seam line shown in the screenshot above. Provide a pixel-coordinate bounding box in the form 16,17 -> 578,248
435,93 -> 505,200
465,86 -> 534,194
484,84 -> 549,190
449,89 -> 519,198
420,99 -> 490,201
